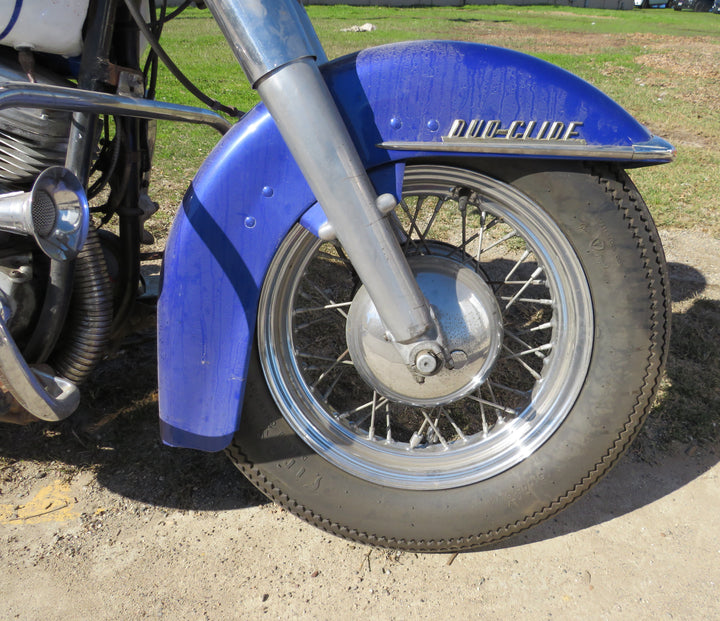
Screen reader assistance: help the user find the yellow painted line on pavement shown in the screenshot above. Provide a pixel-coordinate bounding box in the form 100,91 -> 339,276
0,480 -> 80,524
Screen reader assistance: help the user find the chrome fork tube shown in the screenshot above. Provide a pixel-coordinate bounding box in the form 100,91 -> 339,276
204,0 -> 434,344
205,0 -> 328,83
256,60 -> 433,344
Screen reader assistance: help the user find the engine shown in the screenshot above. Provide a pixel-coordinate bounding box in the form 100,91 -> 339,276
0,47 -> 98,376
0,48 -> 72,192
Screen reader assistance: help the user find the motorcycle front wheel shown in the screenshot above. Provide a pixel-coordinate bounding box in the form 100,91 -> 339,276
227,162 -> 669,552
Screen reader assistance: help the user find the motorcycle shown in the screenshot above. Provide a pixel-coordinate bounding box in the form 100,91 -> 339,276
0,0 -> 674,552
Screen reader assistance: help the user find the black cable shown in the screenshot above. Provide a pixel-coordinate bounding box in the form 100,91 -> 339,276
88,117 -> 122,200
156,0 -> 168,34
122,0 -> 241,118
143,0 -> 160,99
161,0 -> 192,24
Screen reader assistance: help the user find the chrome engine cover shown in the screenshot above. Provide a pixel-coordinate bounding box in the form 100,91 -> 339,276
0,48 -> 72,191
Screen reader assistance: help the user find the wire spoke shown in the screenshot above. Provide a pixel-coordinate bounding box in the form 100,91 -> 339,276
367,391 -> 379,440
501,344 -> 542,381
503,266 -> 546,313
385,405 -> 393,443
477,227 -> 516,257
439,406 -> 467,442
467,393 -> 517,417
459,232 -> 480,261
480,399 -> 490,436
338,395 -> 389,421
502,279 -> 546,286
294,301 -> 352,315
478,230 -> 517,256
399,196 -> 434,253
421,195 -> 448,240
475,210 -> 488,262
295,315 -> 340,331
487,380 -> 531,399
409,417 -> 430,449
398,198 -> 423,241
497,295 -> 553,306
503,331 -> 553,360
422,410 -> 450,448
503,248 -> 532,276
296,352 -> 355,365
316,249 -> 351,268
311,349 -> 351,390
514,321 -> 553,335
304,280 -> 350,319
457,199 -> 480,264
388,212 -> 410,244
485,382 -> 503,425
322,367 -> 347,400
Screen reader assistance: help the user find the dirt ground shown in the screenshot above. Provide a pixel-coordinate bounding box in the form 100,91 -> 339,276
0,227 -> 717,620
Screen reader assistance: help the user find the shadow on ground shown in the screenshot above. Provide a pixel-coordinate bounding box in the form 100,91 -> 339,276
0,259 -> 718,543
0,325 -> 267,513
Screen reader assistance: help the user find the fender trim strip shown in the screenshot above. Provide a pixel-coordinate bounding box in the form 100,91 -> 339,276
378,135 -> 676,162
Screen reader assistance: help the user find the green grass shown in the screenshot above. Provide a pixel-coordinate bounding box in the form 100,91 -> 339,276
151,5 -> 720,233
308,4 -> 718,39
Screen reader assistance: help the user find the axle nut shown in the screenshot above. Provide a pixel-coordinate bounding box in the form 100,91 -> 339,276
415,351 -> 439,375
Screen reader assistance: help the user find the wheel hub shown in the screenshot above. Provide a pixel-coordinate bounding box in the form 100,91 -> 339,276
346,254 -> 503,406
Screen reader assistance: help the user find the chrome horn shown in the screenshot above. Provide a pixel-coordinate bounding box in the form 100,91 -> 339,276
0,166 -> 89,261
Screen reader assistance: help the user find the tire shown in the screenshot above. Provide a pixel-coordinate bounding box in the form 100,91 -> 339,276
227,162 -> 669,552
693,0 -> 712,9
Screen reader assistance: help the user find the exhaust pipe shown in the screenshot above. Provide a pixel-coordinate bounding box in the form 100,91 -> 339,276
0,166 -> 89,422
0,166 -> 89,261
0,295 -> 80,421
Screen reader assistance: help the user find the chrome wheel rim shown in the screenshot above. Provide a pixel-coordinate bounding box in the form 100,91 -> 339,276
257,166 -> 593,490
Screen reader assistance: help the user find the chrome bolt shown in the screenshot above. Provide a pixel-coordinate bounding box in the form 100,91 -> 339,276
415,350 -> 439,375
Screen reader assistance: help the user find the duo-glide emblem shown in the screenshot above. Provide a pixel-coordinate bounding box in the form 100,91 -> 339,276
444,119 -> 585,143
379,115 -> 672,161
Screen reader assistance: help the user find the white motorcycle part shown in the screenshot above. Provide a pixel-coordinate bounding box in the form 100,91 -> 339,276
0,0 -> 90,57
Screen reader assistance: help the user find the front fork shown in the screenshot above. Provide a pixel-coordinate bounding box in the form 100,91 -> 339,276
204,0 -> 444,372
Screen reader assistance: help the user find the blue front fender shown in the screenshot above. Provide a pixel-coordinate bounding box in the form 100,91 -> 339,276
158,40 -> 673,451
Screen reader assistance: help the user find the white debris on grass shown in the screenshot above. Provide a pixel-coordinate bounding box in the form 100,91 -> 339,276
341,23 -> 376,33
